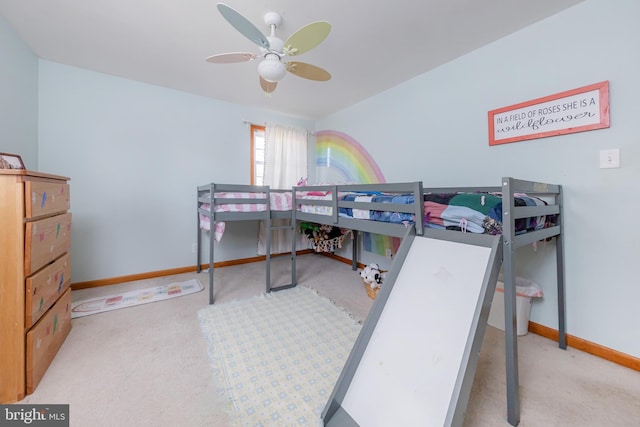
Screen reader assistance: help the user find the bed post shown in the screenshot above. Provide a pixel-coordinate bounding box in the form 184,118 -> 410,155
414,181 -> 424,236
501,177 -> 520,426
265,187 -> 272,293
291,191 -> 298,288
209,183 -> 216,304
556,185 -> 567,350
196,188 -> 202,274
351,230 -> 358,271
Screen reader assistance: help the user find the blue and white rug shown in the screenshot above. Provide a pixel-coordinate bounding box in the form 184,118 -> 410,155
197,286 -> 362,427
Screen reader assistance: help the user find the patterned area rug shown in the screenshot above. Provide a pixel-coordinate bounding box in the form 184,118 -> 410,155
198,286 -> 362,427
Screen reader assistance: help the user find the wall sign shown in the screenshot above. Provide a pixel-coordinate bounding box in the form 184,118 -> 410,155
488,81 -> 609,146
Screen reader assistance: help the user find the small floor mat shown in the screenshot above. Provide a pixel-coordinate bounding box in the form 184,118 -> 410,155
71,279 -> 204,318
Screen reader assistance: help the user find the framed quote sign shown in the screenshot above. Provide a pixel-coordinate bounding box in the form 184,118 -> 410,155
488,81 -> 609,146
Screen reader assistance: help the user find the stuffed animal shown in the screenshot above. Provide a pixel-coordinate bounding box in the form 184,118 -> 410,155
360,263 -> 383,289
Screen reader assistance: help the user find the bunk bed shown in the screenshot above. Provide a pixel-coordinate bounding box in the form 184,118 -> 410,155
196,183 -> 296,304
196,178 -> 564,426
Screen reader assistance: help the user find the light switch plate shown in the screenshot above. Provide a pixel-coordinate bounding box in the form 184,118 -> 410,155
600,148 -> 620,168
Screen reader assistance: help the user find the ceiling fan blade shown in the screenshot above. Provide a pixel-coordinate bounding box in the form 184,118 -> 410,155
216,3 -> 270,50
206,52 -> 257,64
260,77 -> 277,95
283,21 -> 331,56
286,62 -> 331,81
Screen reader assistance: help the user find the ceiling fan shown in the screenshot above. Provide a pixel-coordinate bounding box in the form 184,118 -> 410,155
206,2 -> 332,95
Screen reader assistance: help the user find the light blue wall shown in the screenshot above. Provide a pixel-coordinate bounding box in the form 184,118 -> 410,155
318,0 -> 639,358
37,61 -> 314,283
0,15 -> 38,168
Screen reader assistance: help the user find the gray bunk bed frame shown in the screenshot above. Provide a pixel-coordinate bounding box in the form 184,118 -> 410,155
197,178 -> 564,426
196,183 -> 297,304
416,176 -> 565,426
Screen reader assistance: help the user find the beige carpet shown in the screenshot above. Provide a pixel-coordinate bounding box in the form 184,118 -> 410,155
18,253 -> 640,426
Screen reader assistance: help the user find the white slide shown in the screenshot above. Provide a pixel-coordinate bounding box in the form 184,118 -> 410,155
323,232 -> 502,427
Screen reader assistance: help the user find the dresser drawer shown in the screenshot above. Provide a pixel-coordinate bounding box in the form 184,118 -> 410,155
24,181 -> 70,219
25,253 -> 72,329
26,288 -> 72,394
24,213 -> 72,276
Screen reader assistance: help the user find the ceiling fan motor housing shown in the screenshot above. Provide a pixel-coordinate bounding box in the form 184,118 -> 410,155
266,36 -> 284,55
263,11 -> 282,28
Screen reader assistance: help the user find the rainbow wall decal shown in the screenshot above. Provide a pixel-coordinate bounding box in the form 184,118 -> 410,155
315,130 -> 400,256
315,130 -> 386,184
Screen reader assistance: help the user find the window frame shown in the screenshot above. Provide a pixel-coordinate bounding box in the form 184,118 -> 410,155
250,124 -> 266,186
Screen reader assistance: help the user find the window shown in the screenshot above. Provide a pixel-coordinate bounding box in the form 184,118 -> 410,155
250,124 -> 265,185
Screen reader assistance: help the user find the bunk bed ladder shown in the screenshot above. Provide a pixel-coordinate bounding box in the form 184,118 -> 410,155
266,206 -> 298,293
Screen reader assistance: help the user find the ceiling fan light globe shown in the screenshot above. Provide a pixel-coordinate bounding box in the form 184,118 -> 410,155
258,56 -> 287,82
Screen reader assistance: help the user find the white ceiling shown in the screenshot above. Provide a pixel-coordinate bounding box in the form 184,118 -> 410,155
0,0 -> 583,119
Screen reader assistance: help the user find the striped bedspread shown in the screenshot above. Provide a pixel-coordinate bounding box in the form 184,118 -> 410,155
199,192 -> 293,241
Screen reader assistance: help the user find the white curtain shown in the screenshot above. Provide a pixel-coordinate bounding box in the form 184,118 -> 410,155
257,123 -> 308,255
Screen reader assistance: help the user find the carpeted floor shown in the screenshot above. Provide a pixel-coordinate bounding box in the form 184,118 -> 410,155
16,253 -> 640,426
198,286 -> 361,427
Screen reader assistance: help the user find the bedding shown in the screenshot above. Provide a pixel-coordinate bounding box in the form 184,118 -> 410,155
199,191 -> 292,241
423,192 -> 553,235
296,192 -> 417,224
298,193 -> 333,216
339,193 -> 416,224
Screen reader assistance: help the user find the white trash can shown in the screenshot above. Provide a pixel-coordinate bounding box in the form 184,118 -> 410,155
487,277 -> 543,336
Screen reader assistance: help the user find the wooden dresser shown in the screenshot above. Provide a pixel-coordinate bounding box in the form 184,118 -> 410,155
0,170 -> 72,403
